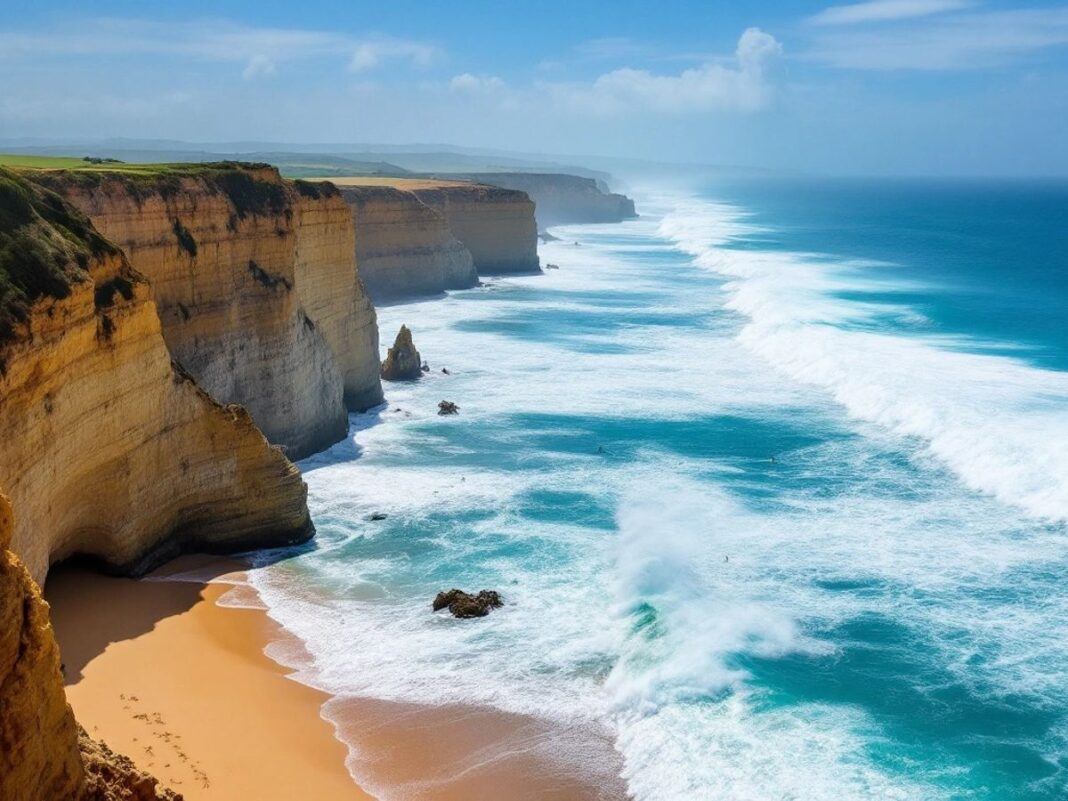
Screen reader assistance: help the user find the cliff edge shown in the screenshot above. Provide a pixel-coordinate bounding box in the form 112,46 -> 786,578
41,164 -> 381,458
340,184 -> 477,301
0,493 -> 179,801
0,167 -> 313,585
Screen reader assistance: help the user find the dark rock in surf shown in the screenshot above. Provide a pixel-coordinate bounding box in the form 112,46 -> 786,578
438,400 -> 459,415
432,589 -> 503,618
381,325 -> 422,381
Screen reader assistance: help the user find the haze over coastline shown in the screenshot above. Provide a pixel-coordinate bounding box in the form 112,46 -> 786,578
2,2 -> 1067,801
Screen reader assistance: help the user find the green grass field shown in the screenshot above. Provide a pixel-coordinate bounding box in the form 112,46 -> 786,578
0,154 -> 242,174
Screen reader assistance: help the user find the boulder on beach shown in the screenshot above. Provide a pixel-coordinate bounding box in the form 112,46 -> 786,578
438,400 -> 459,415
432,589 -> 503,618
381,325 -> 422,381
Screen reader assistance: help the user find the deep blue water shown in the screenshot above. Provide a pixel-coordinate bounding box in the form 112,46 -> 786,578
254,178 -> 1068,801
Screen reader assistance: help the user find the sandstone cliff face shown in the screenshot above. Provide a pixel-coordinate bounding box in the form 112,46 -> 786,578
46,166 -> 382,458
410,184 -> 539,275
0,493 -> 84,801
0,493 -> 179,801
0,168 -> 312,585
340,185 -> 477,301
442,172 -> 637,228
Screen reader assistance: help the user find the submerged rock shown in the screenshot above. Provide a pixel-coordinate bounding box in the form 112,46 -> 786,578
381,325 -> 422,381
438,400 -> 459,415
433,589 -> 503,618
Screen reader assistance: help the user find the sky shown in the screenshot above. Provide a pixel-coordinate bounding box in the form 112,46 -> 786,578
2,0 -> 1068,175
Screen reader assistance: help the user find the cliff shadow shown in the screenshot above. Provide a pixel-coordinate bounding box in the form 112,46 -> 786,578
44,556 -> 253,684
299,403 -> 386,474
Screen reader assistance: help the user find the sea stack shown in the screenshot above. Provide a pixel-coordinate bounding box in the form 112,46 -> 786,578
381,325 -> 422,381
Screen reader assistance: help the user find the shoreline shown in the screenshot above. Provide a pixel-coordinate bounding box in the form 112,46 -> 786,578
46,556 -> 630,801
46,558 -> 370,801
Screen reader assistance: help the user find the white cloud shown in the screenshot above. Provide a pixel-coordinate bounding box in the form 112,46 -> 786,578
348,38 -> 437,72
807,7 -> 1068,69
242,54 -> 275,80
0,18 -> 437,76
809,0 -> 974,26
449,73 -> 506,94
549,28 -> 782,115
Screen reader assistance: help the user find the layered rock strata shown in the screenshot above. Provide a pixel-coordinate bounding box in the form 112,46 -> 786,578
440,172 -> 637,228
340,185 -> 477,301
0,167 -> 312,585
408,184 -> 539,275
42,165 -> 382,458
0,492 -> 179,801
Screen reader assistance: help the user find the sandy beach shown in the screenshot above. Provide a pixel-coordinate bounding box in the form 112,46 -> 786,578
46,559 -> 369,801
45,558 -> 628,801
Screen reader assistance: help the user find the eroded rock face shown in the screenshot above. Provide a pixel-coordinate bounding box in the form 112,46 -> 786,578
440,172 -> 637,228
0,492 -> 180,801
341,186 -> 477,301
0,168 -> 313,585
381,325 -> 422,381
409,184 -> 539,275
432,589 -> 503,618
45,166 -> 382,458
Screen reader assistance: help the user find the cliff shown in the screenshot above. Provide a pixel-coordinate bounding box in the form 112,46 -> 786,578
0,167 -> 312,585
41,164 -> 382,458
404,182 -> 539,275
432,172 -> 636,229
339,185 -> 477,301
0,493 -> 178,801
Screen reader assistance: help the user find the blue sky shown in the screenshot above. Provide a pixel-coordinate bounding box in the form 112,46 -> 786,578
3,0 -> 1068,175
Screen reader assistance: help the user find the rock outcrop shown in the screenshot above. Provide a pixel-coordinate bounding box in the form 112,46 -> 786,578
42,165 -> 382,459
408,184 -> 539,275
0,167 -> 312,585
381,325 -> 422,381
439,172 -> 637,229
340,185 -> 477,301
0,492 -> 179,801
432,588 -> 503,618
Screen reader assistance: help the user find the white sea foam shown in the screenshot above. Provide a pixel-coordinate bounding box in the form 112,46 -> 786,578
242,191 -> 1068,801
659,196 -> 1068,522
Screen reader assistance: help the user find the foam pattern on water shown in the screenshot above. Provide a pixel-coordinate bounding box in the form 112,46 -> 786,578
247,189 -> 1068,801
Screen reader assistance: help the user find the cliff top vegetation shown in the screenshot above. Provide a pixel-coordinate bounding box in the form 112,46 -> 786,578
0,167 -> 120,346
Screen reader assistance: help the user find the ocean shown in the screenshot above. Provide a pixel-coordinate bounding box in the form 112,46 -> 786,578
250,177 -> 1068,800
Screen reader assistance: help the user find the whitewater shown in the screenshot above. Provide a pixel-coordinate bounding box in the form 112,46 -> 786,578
247,184 -> 1068,800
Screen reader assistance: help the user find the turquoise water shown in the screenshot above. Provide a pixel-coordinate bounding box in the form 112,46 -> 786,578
255,180 -> 1068,800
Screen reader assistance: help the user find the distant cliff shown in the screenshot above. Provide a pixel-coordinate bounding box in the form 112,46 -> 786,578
0,167 -> 312,585
42,164 -> 382,459
433,172 -> 636,229
340,185 -> 477,301
408,183 -> 539,275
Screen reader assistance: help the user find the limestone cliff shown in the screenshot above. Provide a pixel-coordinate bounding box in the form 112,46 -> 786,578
439,172 -> 637,229
408,184 -> 539,275
41,165 -> 382,458
0,167 -> 312,585
340,185 -> 477,301
0,493 -> 179,801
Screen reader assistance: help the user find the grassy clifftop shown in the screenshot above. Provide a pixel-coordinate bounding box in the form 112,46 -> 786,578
0,167 -> 120,344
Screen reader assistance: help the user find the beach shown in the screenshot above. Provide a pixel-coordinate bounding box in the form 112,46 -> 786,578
46,559 -> 368,801
45,557 -> 627,801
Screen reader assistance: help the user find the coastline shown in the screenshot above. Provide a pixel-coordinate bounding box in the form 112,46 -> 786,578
46,558 -> 370,801
46,556 -> 630,801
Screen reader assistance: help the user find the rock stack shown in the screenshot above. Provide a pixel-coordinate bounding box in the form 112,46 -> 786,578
381,325 -> 423,381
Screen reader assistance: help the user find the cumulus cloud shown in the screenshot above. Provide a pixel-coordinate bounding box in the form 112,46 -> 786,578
550,28 -> 782,114
809,0 -> 974,26
449,73 -> 506,93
